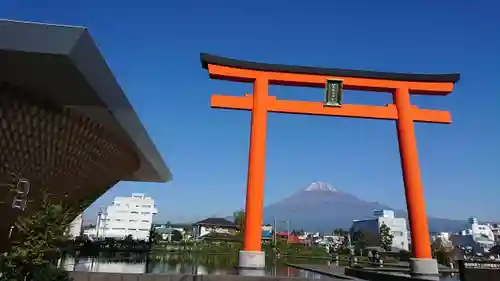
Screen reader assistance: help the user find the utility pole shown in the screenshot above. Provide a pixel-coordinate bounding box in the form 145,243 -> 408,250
273,216 -> 277,246
347,230 -> 355,267
96,209 -> 102,240
273,218 -> 291,244
348,231 -> 354,255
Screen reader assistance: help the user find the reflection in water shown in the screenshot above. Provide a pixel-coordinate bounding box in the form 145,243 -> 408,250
60,254 -> 458,280
62,256 -> 146,273
60,254 -> 328,279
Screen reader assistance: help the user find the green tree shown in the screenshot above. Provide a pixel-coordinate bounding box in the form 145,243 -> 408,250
171,230 -> 183,242
352,230 -> 368,254
233,209 -> 245,231
433,247 -> 455,266
333,228 -> 346,237
379,223 -> 394,251
1,191 -> 76,281
149,227 -> 162,244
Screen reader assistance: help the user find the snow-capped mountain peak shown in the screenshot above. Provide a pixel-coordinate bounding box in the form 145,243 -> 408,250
303,181 -> 340,192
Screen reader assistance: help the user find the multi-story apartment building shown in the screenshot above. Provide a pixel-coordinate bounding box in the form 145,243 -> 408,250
351,210 -> 410,251
96,193 -> 157,241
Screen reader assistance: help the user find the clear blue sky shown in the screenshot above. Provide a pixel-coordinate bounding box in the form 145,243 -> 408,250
1,0 -> 499,223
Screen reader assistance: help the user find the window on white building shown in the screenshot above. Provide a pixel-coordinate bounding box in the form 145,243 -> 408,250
141,212 -> 150,215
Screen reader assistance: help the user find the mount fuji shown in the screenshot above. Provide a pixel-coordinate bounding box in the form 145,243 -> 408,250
262,181 -> 466,233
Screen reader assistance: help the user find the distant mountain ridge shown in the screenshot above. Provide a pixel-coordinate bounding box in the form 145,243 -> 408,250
262,181 -> 469,233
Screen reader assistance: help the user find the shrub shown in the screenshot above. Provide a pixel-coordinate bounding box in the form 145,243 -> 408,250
1,191 -> 77,281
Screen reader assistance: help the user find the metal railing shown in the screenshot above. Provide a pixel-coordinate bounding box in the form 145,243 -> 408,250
457,259 -> 500,281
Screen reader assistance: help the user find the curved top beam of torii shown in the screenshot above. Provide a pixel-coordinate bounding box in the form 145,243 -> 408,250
201,53 -> 460,94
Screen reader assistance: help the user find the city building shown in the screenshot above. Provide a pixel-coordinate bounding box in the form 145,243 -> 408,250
0,20 -> 171,252
155,223 -> 190,241
262,225 -> 273,240
274,232 -> 305,244
431,232 -> 452,242
316,234 -> 345,250
94,193 -> 158,241
192,217 -> 238,238
431,232 -> 453,249
486,223 -> 500,242
351,210 -> 410,251
450,217 -> 496,254
67,214 -> 84,238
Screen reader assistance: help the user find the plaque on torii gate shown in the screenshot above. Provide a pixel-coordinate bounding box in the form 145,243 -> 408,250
324,79 -> 343,107
201,53 -> 460,277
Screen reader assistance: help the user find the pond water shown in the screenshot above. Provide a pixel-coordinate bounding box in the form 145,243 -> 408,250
60,253 -> 333,279
59,253 -> 459,281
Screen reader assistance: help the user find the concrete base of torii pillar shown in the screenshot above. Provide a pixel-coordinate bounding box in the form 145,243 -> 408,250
238,250 -> 266,270
410,258 -> 440,280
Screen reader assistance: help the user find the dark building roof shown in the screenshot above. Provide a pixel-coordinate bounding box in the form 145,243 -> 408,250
0,20 -> 171,182
201,53 -> 460,83
193,217 -> 238,228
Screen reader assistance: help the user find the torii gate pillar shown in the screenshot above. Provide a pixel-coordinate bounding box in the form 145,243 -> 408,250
201,53 -> 460,279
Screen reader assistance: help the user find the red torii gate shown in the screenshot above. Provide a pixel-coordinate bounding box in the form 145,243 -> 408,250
201,53 -> 460,278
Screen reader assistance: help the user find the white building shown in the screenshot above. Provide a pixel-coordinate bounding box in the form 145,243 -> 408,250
351,210 -> 410,251
451,217 -> 496,254
95,193 -> 157,241
432,232 -> 452,243
486,223 -> 500,242
67,214 -> 84,238
431,232 -> 453,249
